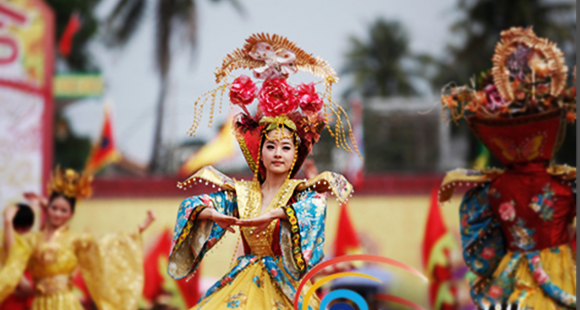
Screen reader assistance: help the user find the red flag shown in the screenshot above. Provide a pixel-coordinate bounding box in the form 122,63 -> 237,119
72,270 -> 91,307
84,102 -> 121,174
143,230 -> 171,300
143,229 -> 200,308
334,203 -> 362,256
422,187 -> 449,269
422,187 -> 457,309
58,12 -> 80,58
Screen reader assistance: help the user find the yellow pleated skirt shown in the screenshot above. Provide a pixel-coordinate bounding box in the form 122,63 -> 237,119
30,291 -> 83,310
497,244 -> 576,309
192,261 -> 320,310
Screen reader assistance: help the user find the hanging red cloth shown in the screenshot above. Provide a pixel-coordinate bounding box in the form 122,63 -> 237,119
58,12 -> 80,58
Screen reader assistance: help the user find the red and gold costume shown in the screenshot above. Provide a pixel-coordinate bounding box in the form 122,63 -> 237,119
439,28 -> 576,310
168,33 -> 358,310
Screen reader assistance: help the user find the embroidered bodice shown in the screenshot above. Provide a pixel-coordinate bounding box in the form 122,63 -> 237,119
487,163 -> 575,251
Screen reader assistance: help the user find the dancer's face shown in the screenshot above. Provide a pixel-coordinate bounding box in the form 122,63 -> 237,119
261,127 -> 296,177
47,196 -> 73,228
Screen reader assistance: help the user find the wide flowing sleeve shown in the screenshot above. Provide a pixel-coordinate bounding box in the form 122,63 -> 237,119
279,190 -> 327,280
167,190 -> 237,280
0,233 -> 32,302
459,184 -> 506,277
74,230 -> 143,310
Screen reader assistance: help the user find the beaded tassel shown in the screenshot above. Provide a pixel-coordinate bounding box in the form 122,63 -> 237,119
187,80 -> 232,137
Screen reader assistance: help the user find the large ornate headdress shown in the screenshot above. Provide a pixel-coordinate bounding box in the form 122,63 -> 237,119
47,166 -> 93,200
186,33 -> 361,181
440,27 -> 576,165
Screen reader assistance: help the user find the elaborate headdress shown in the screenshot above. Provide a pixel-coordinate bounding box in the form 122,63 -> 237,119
187,33 -> 361,181
440,27 -> 576,165
47,166 -> 93,200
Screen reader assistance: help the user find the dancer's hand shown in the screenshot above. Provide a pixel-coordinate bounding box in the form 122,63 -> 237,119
3,205 -> 18,253
23,192 -> 47,210
3,205 -> 18,224
24,192 -> 48,229
237,209 -> 286,235
211,212 -> 238,233
13,277 -> 33,297
303,159 -> 319,180
138,210 -> 156,233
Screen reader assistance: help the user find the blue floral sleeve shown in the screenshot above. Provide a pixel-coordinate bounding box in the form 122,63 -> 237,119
460,184 -> 506,277
279,190 -> 327,280
168,190 -> 237,280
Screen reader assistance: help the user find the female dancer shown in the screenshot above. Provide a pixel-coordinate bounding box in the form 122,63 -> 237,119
0,167 -> 155,310
167,33 -> 358,310
438,27 -> 576,309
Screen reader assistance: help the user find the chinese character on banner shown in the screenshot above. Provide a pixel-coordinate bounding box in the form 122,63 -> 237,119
0,0 -> 54,209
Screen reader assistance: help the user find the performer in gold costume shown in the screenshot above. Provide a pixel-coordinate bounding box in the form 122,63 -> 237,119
0,168 -> 156,310
167,33 -> 359,310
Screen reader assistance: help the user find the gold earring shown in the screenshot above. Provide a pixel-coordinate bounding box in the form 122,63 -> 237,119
287,142 -> 298,180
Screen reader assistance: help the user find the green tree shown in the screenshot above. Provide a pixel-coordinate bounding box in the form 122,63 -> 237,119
433,0 -> 575,88
47,0 -> 101,71
53,115 -> 92,171
341,19 -> 436,172
342,19 -> 429,98
39,1 -> 102,169
104,0 -> 242,173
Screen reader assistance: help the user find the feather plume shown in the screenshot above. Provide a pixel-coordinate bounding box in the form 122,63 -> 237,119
492,27 -> 568,102
215,33 -> 339,83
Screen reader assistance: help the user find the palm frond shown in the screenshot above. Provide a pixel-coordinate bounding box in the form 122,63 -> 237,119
106,0 -> 131,25
104,0 -> 146,47
341,18 -> 422,97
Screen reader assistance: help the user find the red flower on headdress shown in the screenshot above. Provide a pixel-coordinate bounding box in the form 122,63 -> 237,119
483,84 -> 510,111
297,113 -> 324,144
296,83 -> 324,115
258,78 -> 298,117
230,75 -> 257,111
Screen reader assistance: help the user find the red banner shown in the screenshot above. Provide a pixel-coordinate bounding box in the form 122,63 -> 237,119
0,0 -> 54,207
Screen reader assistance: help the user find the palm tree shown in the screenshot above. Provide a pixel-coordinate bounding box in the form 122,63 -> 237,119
340,19 -> 436,172
46,0 -> 101,71
104,0 -> 242,172
341,19 -> 430,98
432,0 -> 575,89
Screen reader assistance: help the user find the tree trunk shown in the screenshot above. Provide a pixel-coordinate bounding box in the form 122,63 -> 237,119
149,76 -> 168,173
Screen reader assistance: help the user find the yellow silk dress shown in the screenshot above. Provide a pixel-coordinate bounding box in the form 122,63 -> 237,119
0,226 -> 143,310
191,199 -> 321,310
168,167 -> 354,310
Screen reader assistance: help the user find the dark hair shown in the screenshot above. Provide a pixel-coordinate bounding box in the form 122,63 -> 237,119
49,192 -> 77,213
13,203 -> 34,230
